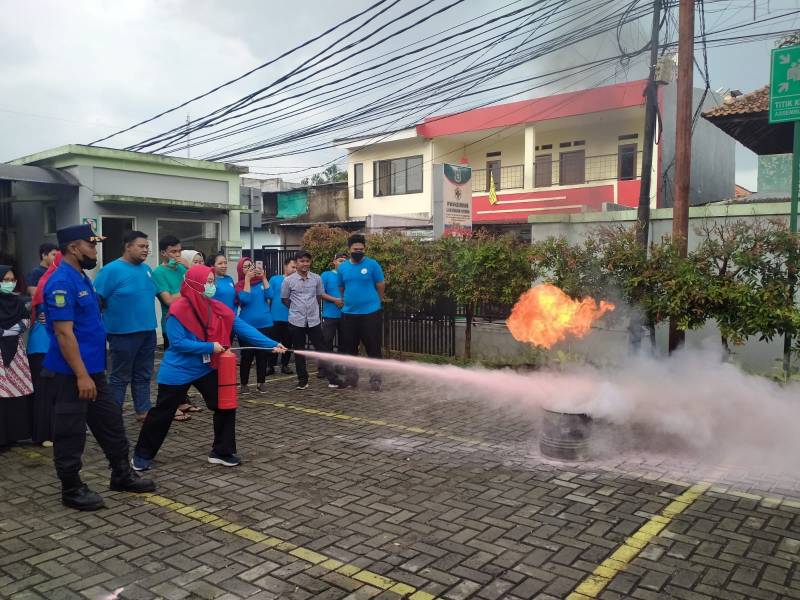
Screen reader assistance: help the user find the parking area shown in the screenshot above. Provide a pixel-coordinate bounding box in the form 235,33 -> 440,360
1,364 -> 799,600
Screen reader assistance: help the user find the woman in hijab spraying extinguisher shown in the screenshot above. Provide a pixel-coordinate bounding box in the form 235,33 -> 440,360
132,265 -> 285,470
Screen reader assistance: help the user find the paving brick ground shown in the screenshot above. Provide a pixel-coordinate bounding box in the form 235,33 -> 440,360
1,356 -> 799,600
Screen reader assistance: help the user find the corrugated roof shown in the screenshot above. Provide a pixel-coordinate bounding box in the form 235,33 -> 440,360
703,86 -> 768,118
0,164 -> 79,186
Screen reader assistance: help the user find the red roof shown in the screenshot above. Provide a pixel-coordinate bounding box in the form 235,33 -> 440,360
416,80 -> 647,138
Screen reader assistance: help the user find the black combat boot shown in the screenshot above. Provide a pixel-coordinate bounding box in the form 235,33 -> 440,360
109,458 -> 156,493
61,475 -> 105,511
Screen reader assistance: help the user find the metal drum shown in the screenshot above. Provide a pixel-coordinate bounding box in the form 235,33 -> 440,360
540,409 -> 592,461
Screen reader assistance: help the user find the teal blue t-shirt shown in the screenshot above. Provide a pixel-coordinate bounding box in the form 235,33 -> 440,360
93,259 -> 157,334
337,257 -> 384,315
27,321 -> 50,355
268,275 -> 289,322
238,282 -> 273,329
321,270 -> 342,319
213,275 -> 236,312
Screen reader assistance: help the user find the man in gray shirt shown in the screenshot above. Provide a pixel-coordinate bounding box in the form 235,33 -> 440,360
281,250 -> 337,390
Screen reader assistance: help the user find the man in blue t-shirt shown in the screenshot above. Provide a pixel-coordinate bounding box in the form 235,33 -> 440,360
266,257 -> 296,375
94,231 -> 158,421
43,224 -> 155,511
336,234 -> 385,391
319,252 -> 346,383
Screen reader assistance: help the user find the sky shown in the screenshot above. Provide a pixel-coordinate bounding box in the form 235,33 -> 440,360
2,0 -> 800,191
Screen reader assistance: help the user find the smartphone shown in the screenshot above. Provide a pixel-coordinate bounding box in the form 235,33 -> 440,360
255,260 -> 263,271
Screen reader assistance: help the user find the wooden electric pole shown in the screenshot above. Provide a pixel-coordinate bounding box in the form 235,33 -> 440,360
668,0 -> 695,353
635,0 -> 662,250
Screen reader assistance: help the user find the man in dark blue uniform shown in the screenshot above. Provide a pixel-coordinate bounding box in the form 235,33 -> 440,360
43,224 -> 155,510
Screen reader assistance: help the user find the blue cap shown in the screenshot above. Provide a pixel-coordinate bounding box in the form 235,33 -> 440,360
56,224 -> 106,246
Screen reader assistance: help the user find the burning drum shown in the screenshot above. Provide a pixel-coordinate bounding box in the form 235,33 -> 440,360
540,409 -> 592,461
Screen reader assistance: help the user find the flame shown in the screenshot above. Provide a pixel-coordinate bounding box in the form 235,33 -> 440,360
506,284 -> 614,349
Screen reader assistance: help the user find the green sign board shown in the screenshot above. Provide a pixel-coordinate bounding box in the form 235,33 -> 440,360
769,45 -> 800,123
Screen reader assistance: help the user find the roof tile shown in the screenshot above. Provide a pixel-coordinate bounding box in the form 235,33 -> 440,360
703,86 -> 768,118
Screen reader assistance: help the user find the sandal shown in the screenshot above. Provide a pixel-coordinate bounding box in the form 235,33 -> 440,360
181,404 -> 203,413
174,410 -> 191,422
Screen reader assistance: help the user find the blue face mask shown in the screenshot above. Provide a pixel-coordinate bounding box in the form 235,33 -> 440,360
203,283 -> 216,298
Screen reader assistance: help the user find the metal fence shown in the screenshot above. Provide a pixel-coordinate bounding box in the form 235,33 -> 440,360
382,302 -> 511,357
534,151 -> 643,187
253,245 -> 301,277
471,165 -> 525,192
383,311 -> 456,356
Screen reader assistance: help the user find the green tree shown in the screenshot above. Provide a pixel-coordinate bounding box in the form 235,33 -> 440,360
693,219 -> 800,354
440,232 -> 534,358
301,164 -> 348,186
301,225 -> 349,274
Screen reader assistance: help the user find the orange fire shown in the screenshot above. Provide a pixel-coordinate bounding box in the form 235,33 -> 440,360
506,284 -> 615,349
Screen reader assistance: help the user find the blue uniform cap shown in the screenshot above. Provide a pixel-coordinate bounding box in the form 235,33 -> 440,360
56,224 -> 106,246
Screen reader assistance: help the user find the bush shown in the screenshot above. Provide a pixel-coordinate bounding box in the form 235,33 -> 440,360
301,226 -> 349,274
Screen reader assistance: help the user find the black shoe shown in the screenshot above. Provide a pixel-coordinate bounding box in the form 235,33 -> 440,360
110,460 -> 157,493
62,483 -> 105,511
208,452 -> 241,467
296,382 -> 309,390
281,366 -> 294,375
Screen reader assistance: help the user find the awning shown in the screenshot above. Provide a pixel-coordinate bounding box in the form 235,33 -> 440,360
93,194 -> 248,211
0,164 -> 79,186
277,219 -> 365,228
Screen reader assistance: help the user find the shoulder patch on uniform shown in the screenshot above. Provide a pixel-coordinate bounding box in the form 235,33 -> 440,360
52,290 -> 67,307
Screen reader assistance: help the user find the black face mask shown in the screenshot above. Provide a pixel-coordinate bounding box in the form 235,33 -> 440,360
78,254 -> 97,270
350,251 -> 365,262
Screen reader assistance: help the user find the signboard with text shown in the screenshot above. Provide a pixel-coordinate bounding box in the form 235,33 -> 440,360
432,163 -> 472,238
769,45 -> 800,123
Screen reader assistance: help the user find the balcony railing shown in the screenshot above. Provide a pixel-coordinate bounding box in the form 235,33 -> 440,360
471,152 -> 643,193
471,164 -> 524,193
534,151 -> 643,188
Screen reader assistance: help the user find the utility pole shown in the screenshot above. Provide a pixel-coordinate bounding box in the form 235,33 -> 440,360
635,0 -> 662,249
249,187 -> 256,260
668,0 -> 694,353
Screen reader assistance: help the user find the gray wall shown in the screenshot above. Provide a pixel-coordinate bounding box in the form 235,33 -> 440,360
660,85 -> 735,207
10,175 -> 78,277
93,167 -> 229,203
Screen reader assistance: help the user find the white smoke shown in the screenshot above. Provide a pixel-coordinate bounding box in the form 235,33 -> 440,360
300,347 -> 800,478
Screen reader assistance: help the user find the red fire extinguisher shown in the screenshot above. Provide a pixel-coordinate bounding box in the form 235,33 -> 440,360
217,349 -> 238,409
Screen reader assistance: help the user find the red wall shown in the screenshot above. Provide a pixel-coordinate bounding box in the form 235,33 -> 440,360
617,180 -> 642,208
473,186 -> 615,223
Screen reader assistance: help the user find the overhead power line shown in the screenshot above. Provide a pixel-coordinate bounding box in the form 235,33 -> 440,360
88,0 -> 394,146
152,0 -> 652,157
126,0 -> 470,153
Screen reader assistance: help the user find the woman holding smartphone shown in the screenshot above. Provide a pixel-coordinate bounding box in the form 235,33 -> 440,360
235,257 -> 273,393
